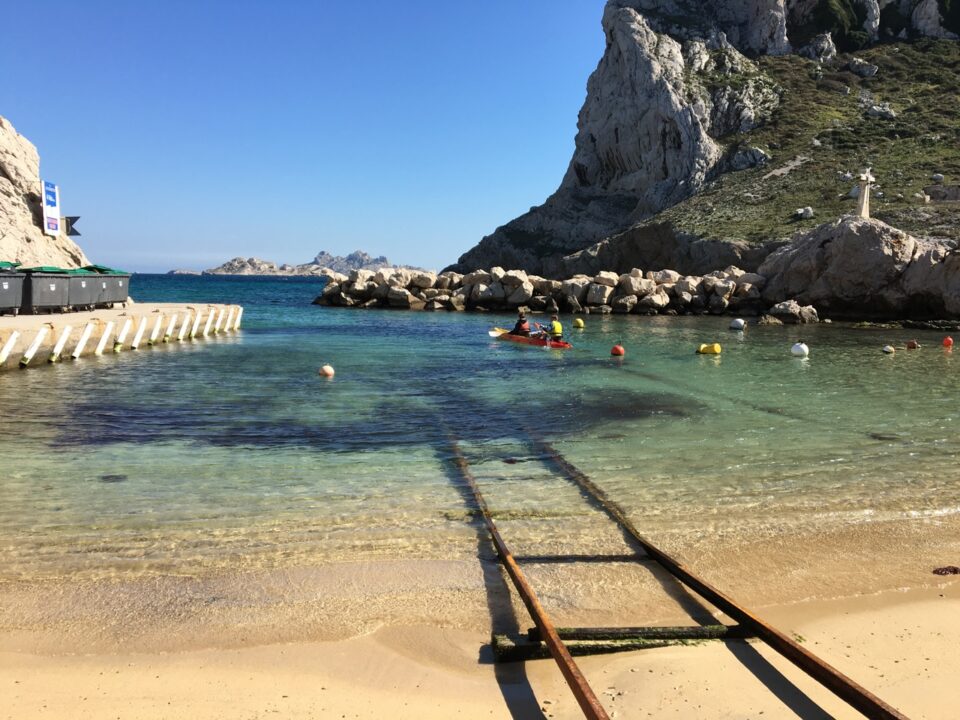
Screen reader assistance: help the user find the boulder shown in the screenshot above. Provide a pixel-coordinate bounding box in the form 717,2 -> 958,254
612,295 -> 638,314
490,266 -> 506,283
769,299 -> 819,324
759,216 -> 927,317
435,271 -> 462,290
593,270 -> 619,287
736,272 -> 766,288
502,269 -> 529,287
708,295 -> 729,314
562,294 -> 583,314
561,276 -> 592,303
349,269 -> 375,285
387,287 -> 416,308
638,289 -> 670,310
586,282 -> 614,306
462,270 -> 492,286
410,271 -> 437,289
848,58 -> 879,78
676,276 -> 703,295
619,274 -> 657,296
712,279 -> 737,299
506,281 -> 535,305
652,269 -> 681,284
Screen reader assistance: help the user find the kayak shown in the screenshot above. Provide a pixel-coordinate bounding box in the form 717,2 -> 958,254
491,327 -> 573,349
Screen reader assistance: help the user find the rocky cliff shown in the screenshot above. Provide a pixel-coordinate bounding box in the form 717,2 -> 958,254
450,0 -> 960,275
0,116 -> 89,268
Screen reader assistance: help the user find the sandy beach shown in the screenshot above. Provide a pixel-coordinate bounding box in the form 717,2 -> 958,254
1,581 -> 956,719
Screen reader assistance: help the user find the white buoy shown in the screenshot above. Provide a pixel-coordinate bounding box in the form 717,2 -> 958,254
319,364 -> 335,378
224,306 -> 235,332
148,314 -> 165,345
114,318 -> 133,352
729,318 -> 746,331
49,325 -> 73,362
95,321 -> 115,355
791,341 -> 809,357
72,322 -> 96,359
202,308 -> 216,337
0,331 -> 20,365
163,313 -> 179,342
882,345 -> 896,354
20,326 -> 50,367
130,316 -> 148,350
213,306 -> 225,333
190,311 -> 204,339
234,306 -> 243,330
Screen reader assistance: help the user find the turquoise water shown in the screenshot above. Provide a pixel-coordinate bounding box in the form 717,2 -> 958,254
2,275 -> 959,611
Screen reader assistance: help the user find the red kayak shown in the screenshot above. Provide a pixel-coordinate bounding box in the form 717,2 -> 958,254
491,327 -> 572,349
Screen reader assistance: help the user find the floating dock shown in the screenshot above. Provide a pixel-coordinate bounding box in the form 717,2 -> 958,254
0,302 -> 242,371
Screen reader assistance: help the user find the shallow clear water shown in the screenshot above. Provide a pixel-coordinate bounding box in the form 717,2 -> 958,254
2,275 -> 958,606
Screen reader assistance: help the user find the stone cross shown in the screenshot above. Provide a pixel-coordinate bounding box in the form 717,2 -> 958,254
856,168 -> 875,219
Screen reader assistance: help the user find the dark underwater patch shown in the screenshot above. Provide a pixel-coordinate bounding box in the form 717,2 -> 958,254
53,386 -> 702,453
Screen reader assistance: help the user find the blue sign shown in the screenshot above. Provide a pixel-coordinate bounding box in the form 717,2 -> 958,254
44,181 -> 58,207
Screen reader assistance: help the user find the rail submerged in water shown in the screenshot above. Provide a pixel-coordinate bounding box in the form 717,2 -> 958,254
445,432 -> 910,720
0,303 -> 243,371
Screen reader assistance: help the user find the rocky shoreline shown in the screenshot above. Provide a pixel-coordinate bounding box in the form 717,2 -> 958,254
313,262 -> 818,324
314,216 -> 960,323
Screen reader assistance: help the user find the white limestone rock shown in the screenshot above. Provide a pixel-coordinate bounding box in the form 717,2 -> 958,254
593,270 -> 619,287
586,282 -> 614,306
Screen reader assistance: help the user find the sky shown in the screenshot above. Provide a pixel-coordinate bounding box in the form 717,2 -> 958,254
2,1 -> 607,272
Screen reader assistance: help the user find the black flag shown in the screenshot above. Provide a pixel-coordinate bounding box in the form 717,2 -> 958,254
63,216 -> 81,236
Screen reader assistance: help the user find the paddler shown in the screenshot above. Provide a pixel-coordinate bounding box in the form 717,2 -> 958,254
545,314 -> 563,342
508,310 -> 530,337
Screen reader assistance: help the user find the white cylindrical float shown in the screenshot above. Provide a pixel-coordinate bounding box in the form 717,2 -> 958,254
95,321 -> 115,355
130,316 -> 148,350
148,314 -> 165,345
20,326 -> 50,367
0,331 -> 20,365
202,308 -> 216,337
163,313 -> 179,342
71,322 -> 96,360
213,306 -> 225,333
114,318 -> 133,352
48,325 -> 73,363
791,341 -> 810,358
729,318 -> 746,331
190,311 -> 204,339
224,307 -> 235,332
234,306 -> 243,330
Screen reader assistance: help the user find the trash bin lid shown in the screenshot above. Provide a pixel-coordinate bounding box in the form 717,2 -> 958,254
0,261 -> 22,269
83,264 -> 130,275
18,266 -> 69,273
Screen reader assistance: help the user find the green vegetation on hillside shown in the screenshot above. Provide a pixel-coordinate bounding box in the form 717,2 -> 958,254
657,39 -> 960,245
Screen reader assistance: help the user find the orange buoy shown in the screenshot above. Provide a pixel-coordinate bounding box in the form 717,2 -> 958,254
611,344 -> 625,357
319,364 -> 335,377
944,336 -> 954,348
906,339 -> 920,350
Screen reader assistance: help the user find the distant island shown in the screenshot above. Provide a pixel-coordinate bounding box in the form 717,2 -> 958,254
169,250 -> 426,276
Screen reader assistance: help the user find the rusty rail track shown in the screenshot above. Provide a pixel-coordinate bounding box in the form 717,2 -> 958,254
532,435 -> 910,720
447,436 -> 610,720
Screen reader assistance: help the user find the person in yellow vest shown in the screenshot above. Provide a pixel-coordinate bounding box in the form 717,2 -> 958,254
538,314 -> 563,342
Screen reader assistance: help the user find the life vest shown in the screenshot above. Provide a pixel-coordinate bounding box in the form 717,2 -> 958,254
549,320 -> 562,338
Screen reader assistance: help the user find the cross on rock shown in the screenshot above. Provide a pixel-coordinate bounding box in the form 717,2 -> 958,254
857,168 -> 875,219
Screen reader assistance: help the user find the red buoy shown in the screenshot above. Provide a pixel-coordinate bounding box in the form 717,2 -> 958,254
611,344 -> 625,356
944,336 -> 954,348
906,339 -> 920,350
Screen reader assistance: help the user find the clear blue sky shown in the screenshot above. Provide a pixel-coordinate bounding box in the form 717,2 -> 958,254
2,1 -> 606,272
